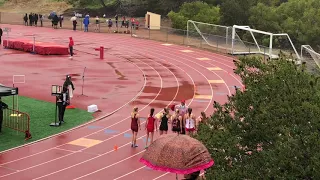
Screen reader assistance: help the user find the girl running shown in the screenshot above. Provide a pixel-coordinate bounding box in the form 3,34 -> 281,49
130,107 -> 140,148
184,108 -> 196,136
159,108 -> 170,135
145,108 -> 157,148
171,109 -> 182,134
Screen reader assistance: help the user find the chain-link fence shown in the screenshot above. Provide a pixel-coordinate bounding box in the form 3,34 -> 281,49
0,11 -> 307,64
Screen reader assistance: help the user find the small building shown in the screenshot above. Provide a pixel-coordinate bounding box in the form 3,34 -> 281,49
145,11 -> 161,30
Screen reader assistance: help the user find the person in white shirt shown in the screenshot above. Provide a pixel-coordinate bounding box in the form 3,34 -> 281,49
175,100 -> 188,134
184,108 -> 196,136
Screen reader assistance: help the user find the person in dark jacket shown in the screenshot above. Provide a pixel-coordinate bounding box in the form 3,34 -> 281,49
59,15 -> 64,28
63,75 -> 75,91
29,13 -> 32,26
0,98 -> 8,133
72,17 -> 77,31
34,14 -> 38,26
52,15 -> 59,29
57,88 -> 69,125
23,14 -> 28,26
0,27 -> 3,45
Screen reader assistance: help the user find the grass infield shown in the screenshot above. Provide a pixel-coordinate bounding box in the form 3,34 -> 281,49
0,96 -> 93,152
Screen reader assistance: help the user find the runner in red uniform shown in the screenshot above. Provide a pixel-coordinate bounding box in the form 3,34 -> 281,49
145,108 -> 157,148
131,107 -> 140,148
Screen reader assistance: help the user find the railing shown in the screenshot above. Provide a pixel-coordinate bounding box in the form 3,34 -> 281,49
3,108 -> 32,140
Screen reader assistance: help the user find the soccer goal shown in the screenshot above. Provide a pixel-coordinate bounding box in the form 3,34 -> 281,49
186,20 -> 250,52
301,45 -> 320,70
231,25 -> 300,59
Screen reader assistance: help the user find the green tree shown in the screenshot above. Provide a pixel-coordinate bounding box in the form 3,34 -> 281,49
219,0 -> 255,26
168,1 -> 220,30
248,0 -> 320,49
249,3 -> 280,33
196,56 -> 320,179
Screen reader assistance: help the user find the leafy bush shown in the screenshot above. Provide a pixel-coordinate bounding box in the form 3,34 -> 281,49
196,56 -> 320,179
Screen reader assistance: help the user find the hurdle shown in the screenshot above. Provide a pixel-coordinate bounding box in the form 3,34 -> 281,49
3,108 -> 32,140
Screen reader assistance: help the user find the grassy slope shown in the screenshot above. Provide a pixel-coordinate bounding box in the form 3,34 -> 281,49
0,0 -> 71,14
0,96 -> 93,152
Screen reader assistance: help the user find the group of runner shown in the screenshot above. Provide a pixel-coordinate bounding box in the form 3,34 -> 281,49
130,100 -> 208,148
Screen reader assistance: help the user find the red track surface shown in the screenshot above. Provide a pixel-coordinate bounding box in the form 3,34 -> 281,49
0,24 -> 242,180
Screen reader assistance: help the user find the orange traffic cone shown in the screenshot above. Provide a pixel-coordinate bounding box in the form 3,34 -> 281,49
114,145 -> 118,151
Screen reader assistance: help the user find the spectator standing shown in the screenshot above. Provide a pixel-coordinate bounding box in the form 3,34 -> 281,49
34,14 -> 38,26
83,15 -> 90,32
115,14 -> 118,27
121,16 -> 125,28
71,16 -> 77,31
107,18 -> 113,32
69,37 -> 74,59
39,14 -> 43,27
95,16 -> 100,32
29,13 -> 32,26
59,15 -> 64,28
0,26 -> 3,45
23,14 -> 28,26
53,15 -> 59,29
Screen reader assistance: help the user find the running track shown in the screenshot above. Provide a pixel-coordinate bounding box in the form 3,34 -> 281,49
0,24 -> 242,180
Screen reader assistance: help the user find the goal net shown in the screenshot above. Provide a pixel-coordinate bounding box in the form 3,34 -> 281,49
186,20 -> 248,53
301,45 -> 320,72
231,25 -> 300,60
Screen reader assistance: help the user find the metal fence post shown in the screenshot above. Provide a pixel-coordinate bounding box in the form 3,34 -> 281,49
217,39 -> 219,52
166,28 -> 168,42
80,18 -> 82,30
33,35 -> 35,53
183,30 -> 185,45
264,47 -> 266,61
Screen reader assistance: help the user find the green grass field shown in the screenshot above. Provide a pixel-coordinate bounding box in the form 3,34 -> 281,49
0,96 -> 93,152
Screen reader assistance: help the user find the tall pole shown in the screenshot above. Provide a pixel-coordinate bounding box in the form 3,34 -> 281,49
269,34 -> 273,58
231,26 -> 236,55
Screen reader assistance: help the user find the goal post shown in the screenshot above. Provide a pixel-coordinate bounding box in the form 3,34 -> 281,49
186,20 -> 256,53
232,25 -> 273,57
187,20 -> 230,45
301,45 -> 320,69
231,25 -> 300,60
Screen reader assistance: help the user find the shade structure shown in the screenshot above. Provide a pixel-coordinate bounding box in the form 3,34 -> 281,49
139,134 -> 214,174
0,85 -> 18,97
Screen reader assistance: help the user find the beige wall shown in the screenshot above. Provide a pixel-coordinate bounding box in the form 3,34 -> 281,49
145,11 -> 161,30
